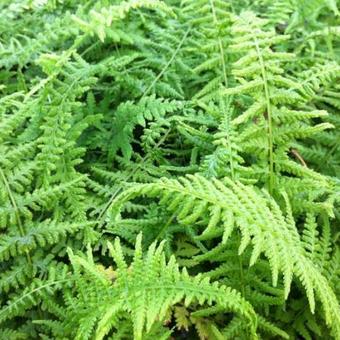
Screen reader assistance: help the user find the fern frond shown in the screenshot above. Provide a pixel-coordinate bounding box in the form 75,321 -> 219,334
112,174 -> 340,336
66,234 -> 257,340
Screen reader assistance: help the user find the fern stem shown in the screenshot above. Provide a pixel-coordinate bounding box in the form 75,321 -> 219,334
237,232 -> 246,297
290,148 -> 307,167
156,211 -> 177,240
0,278 -> 72,318
209,0 -> 228,88
210,0 -> 234,179
238,255 -> 246,296
223,97 -> 235,180
252,31 -> 274,194
143,27 -> 191,97
0,167 -> 32,265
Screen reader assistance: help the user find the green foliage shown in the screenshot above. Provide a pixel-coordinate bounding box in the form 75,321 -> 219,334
0,0 -> 339,339
62,234 -> 257,339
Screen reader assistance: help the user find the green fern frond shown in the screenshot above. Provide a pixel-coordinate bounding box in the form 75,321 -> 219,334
66,234 -> 257,340
112,174 -> 340,336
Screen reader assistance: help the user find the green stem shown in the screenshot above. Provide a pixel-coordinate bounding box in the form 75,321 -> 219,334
0,167 -> 32,265
210,0 -> 235,179
253,32 -> 274,194
209,0 -> 228,88
143,27 -> 191,97
156,212 -> 176,240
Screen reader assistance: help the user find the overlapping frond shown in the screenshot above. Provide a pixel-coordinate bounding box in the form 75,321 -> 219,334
0,0 -> 339,339
112,174 -> 340,337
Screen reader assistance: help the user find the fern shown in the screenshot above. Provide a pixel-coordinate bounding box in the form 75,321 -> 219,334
0,0 -> 339,338
111,174 -> 340,337
58,234 -> 258,339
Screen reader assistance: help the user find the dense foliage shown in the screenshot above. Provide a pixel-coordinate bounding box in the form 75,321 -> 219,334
0,0 -> 339,339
